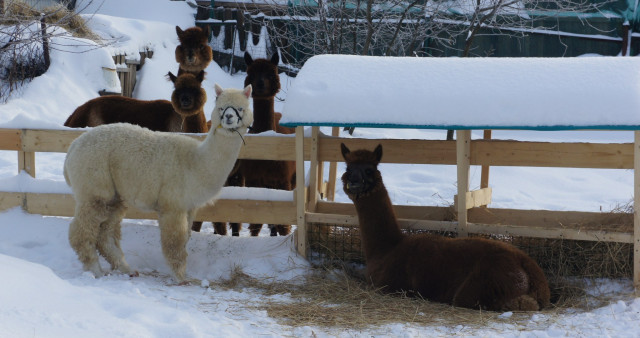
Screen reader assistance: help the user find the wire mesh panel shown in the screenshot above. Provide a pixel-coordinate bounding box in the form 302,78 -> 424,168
307,222 -> 634,281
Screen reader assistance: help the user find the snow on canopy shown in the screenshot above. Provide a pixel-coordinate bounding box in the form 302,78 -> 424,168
280,55 -> 640,130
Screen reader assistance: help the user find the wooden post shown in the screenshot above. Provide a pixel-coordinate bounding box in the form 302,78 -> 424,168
456,130 -> 471,237
308,126 -> 320,212
18,151 -> 35,178
295,126 -> 307,257
480,130 -> 491,190
326,126 -> 340,201
18,130 -> 35,178
634,131 -> 640,288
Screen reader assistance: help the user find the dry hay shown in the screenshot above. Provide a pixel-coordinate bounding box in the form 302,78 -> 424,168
1,1 -> 99,40
204,266 -> 628,331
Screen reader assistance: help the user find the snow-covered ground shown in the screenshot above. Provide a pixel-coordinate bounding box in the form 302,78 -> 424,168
0,0 -> 639,336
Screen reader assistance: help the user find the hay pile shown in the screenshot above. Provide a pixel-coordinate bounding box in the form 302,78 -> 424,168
205,267 -> 624,331
1,1 -> 98,40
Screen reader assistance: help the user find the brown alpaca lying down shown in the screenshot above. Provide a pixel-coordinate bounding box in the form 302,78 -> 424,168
64,71 -> 207,133
341,143 -> 551,311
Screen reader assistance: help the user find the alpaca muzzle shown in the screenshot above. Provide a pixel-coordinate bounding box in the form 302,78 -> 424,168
179,95 -> 194,109
219,106 -> 244,128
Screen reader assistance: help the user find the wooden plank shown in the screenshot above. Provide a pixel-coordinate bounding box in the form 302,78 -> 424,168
308,126 -> 320,212
472,140 -> 633,169
467,222 -> 633,243
456,130 -> 471,237
238,135 -> 300,161
635,131 -> 640,287
295,126 -> 307,257
304,212 -> 631,243
194,200 -> 296,224
0,129 -> 21,150
468,207 -> 633,234
315,201 -> 454,222
23,192 -> 296,224
0,192 -> 25,212
306,212 -> 457,233
22,129 -> 84,152
18,151 -> 35,177
319,137 -> 456,164
15,130 -> 633,170
480,130 -> 491,189
454,187 -> 492,209
326,127 -> 340,201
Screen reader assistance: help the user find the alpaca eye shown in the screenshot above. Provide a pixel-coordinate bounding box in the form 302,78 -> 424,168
238,108 -> 243,112
365,169 -> 373,175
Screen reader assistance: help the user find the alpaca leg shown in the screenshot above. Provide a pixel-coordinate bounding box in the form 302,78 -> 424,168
230,223 -> 241,236
191,221 -> 204,232
452,257 -> 536,311
213,222 -> 228,235
69,200 -> 110,277
158,211 -> 190,281
269,224 -> 278,237
276,224 -> 291,236
95,201 -> 132,274
249,223 -> 263,236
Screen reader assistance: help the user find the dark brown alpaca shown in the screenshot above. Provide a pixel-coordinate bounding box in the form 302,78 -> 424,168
341,144 -> 551,311
175,26 -> 212,76
208,51 -> 295,236
64,70 -> 207,134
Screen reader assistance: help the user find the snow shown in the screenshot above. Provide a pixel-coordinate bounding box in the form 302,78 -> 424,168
0,0 -> 640,337
281,55 -> 640,130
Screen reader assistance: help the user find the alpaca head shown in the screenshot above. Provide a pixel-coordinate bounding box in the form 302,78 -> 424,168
244,51 -> 280,99
211,84 -> 254,135
341,143 -> 384,199
175,26 -> 213,72
167,70 -> 207,116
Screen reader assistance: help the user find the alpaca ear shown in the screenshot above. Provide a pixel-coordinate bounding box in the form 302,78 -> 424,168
340,143 -> 350,160
270,51 -> 279,66
167,71 -> 177,83
243,85 -> 252,99
244,52 -> 253,66
196,70 -> 206,83
374,144 -> 383,163
176,26 -> 184,39
214,84 -> 223,96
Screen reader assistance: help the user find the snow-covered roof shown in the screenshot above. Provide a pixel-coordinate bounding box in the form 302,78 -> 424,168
280,55 -> 640,130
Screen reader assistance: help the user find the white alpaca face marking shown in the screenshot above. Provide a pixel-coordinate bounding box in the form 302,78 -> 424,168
212,84 -> 253,131
218,106 -> 244,129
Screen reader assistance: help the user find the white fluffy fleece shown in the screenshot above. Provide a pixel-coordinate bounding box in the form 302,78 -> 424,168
63,84 -> 253,282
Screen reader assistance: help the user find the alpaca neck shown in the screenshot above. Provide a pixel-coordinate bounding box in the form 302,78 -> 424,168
251,97 -> 276,133
192,127 -> 245,199
352,183 -> 404,259
181,111 -> 207,133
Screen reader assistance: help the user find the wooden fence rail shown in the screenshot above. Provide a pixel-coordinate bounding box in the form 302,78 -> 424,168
0,127 -> 638,285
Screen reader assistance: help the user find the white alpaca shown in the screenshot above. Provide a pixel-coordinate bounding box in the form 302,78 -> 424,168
63,84 -> 253,281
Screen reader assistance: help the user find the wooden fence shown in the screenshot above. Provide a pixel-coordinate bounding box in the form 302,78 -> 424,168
292,126 -> 639,286
0,127 -> 638,285
0,129 -> 303,227
103,50 -> 154,97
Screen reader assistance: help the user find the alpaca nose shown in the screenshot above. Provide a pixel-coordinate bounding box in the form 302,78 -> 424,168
187,50 -> 196,63
180,95 -> 193,108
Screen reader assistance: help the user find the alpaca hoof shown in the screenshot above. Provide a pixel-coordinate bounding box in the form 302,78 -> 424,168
232,231 -> 239,236
86,263 -> 105,278
129,271 -> 140,278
